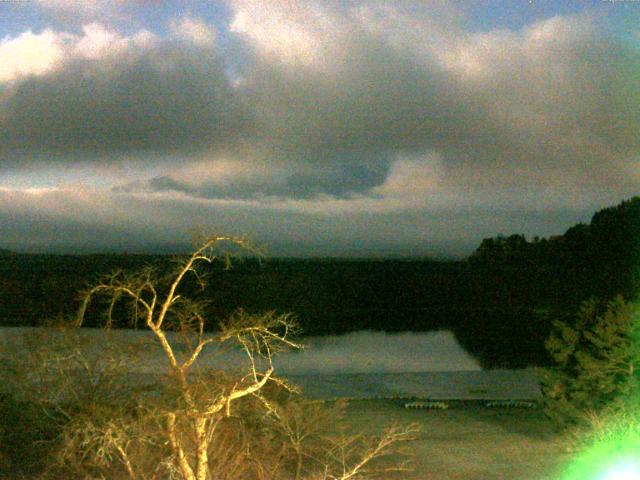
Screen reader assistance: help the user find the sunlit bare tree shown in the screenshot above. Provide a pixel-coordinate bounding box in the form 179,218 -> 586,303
42,235 -> 419,479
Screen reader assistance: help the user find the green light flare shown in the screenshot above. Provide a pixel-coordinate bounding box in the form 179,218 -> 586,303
558,417 -> 640,480
599,459 -> 640,480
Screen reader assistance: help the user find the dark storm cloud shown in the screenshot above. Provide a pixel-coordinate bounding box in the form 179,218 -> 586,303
1,2 -> 639,204
131,168 -> 385,199
0,42 -> 248,162
231,2 -> 640,193
114,151 -> 390,199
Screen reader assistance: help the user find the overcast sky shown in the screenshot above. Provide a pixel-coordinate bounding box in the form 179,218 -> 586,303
1,0 -> 639,257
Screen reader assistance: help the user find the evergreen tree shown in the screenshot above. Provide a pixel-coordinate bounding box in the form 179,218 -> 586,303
538,296 -> 640,428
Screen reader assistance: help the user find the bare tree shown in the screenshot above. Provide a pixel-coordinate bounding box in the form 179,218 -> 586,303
75,237 -> 301,480
56,235 -> 419,479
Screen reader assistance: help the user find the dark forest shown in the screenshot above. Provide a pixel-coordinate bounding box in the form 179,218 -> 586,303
2,197 -> 639,369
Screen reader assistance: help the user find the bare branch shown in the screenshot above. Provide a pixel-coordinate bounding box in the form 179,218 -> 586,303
181,337 -> 216,370
225,367 -> 275,416
77,283 -> 152,328
155,236 -> 235,329
327,424 -> 420,480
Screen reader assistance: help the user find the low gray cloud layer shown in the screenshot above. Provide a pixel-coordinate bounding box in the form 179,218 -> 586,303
0,186 -> 595,256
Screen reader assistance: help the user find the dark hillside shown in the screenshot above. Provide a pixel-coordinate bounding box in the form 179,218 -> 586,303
0,254 -> 546,368
0,254 -> 166,325
469,196 -> 640,306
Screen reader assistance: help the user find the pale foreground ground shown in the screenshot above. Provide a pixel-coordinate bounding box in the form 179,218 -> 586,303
343,399 -> 569,480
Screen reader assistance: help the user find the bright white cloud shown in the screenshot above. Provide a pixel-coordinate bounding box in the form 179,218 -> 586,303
230,0 -> 352,70
0,23 -> 160,83
170,16 -> 217,48
372,153 -> 445,200
72,22 -> 158,59
0,29 -> 71,82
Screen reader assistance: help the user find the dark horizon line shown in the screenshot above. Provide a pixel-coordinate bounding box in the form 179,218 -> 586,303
0,246 -> 469,262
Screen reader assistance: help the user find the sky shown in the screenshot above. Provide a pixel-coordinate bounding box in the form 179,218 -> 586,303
0,0 -> 639,257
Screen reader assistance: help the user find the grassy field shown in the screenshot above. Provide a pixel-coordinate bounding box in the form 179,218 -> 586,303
343,400 -> 570,480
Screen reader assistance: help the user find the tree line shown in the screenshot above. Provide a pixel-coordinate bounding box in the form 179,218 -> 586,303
1,196 -> 639,368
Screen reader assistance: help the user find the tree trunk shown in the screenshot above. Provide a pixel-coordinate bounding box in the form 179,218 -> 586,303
195,416 -> 210,480
167,413 -> 196,480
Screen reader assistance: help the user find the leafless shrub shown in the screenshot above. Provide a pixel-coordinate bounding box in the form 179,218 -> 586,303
2,236 -> 417,479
